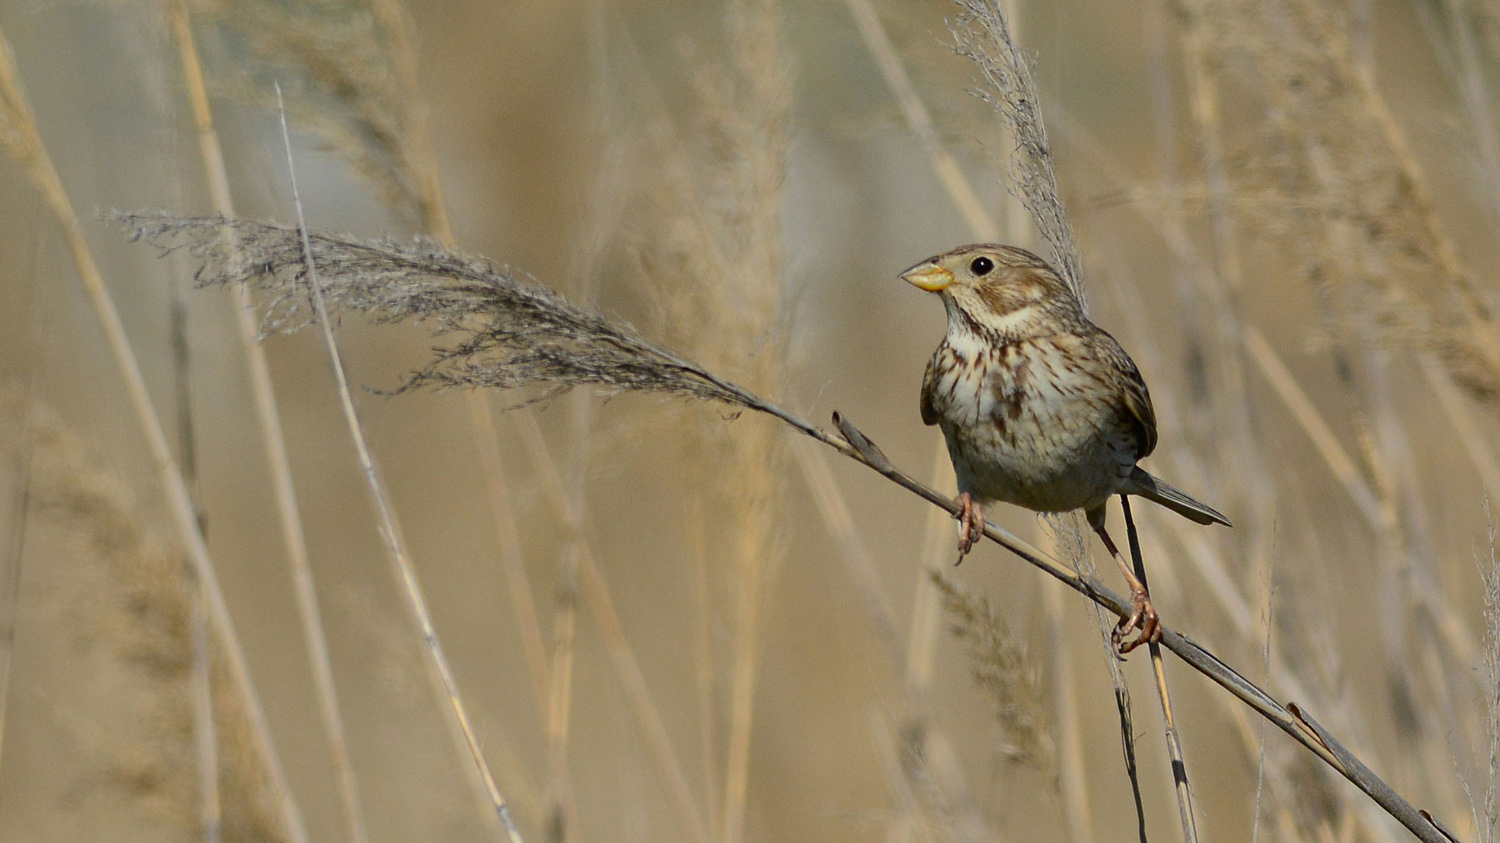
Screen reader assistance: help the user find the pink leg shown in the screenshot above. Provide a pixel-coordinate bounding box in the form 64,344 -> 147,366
1094,523 -> 1160,655
954,492 -> 985,562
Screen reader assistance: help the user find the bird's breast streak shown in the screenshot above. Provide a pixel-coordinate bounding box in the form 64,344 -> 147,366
937,336 -> 1130,510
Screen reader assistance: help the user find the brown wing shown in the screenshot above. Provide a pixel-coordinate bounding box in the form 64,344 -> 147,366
1095,330 -> 1157,459
919,351 -> 943,426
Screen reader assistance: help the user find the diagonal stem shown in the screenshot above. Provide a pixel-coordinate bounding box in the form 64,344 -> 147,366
817,411 -> 1451,843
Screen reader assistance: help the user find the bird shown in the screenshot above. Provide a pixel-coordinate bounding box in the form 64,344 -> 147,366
902,243 -> 1230,653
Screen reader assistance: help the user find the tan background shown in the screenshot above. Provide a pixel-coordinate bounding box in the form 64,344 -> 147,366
1,1 -> 1497,842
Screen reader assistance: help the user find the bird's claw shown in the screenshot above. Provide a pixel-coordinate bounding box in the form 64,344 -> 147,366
954,492 -> 985,563
1111,586 -> 1160,656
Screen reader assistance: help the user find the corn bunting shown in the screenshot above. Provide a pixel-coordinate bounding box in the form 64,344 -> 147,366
904,244 -> 1230,653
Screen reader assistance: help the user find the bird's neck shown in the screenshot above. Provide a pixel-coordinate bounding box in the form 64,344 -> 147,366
944,295 -> 1075,347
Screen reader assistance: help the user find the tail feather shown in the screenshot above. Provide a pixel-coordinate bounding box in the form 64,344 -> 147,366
1127,468 -> 1232,527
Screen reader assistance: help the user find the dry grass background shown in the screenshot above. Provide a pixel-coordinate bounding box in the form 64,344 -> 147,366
2,0 -> 1500,841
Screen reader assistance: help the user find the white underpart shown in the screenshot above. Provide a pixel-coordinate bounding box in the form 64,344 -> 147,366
941,319 -> 990,359
983,304 -> 1036,336
934,317 -> 994,423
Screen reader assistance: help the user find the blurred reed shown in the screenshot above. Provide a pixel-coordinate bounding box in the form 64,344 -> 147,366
0,19 -> 308,842
166,4 -> 368,839
19,397 -> 286,841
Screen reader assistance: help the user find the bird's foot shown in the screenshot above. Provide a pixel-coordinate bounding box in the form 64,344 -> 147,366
1111,585 -> 1161,656
954,492 -> 985,563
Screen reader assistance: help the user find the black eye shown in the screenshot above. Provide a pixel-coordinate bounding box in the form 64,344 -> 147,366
970,256 -> 995,276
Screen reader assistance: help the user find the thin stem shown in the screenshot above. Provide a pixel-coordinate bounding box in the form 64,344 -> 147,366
469,397 -> 550,716
1122,497 -> 1198,843
575,544 -> 706,843
189,573 -> 221,843
722,582 -> 759,843
840,0 -> 999,241
166,91 -> 220,843
790,438 -> 903,662
543,549 -> 579,843
1250,569 -> 1275,843
274,86 -> 523,843
867,711 -> 938,843
688,486 -> 722,840
1420,353 -> 1500,496
1118,679 -> 1148,843
511,412 -> 581,843
907,443 -> 956,702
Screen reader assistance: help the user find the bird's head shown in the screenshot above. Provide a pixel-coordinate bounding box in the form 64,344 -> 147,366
901,244 -> 1080,341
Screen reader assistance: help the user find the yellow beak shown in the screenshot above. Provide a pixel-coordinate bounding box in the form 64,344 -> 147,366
901,262 -> 954,292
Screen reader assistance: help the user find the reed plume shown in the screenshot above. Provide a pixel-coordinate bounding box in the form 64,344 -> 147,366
120,212 -> 757,408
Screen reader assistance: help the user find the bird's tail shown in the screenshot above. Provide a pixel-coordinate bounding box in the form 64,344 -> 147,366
1126,467 -> 1232,527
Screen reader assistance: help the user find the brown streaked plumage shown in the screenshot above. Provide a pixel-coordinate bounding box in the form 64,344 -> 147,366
903,244 -> 1230,654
